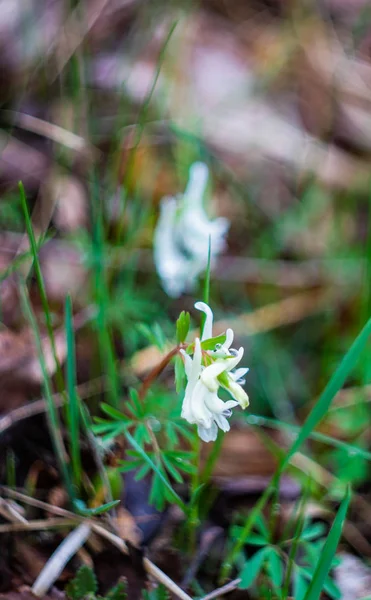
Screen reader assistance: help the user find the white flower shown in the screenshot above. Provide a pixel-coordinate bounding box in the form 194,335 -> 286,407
180,302 -> 249,442
180,339 -> 238,442
195,302 -> 249,408
154,162 -> 229,297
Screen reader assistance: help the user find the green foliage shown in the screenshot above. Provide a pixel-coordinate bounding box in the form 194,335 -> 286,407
93,387 -> 194,511
176,311 -> 191,344
142,585 -> 170,600
66,565 -> 98,600
303,487 -> 351,600
236,504 -> 346,599
66,566 -> 127,600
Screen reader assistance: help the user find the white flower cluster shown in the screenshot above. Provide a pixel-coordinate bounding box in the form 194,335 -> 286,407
180,302 -> 249,442
154,162 -> 229,297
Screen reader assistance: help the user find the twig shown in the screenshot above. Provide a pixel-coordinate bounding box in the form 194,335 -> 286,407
3,111 -> 98,159
0,376 -> 106,437
138,345 -> 183,400
32,523 -> 92,596
200,578 -> 241,600
0,517 -> 79,533
93,524 -> 194,600
1,488 -> 193,600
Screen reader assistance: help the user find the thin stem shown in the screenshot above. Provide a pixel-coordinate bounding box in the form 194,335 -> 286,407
138,344 -> 185,401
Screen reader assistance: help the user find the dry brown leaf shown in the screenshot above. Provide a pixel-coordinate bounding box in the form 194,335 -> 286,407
115,506 -> 142,548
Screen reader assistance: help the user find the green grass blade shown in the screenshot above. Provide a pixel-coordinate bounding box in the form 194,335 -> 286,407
283,315 -> 371,469
220,474 -> 278,582
90,171 -> 120,407
65,295 -> 82,488
19,283 -> 75,502
18,181 -> 66,395
303,486 -> 351,600
247,414 -> 371,463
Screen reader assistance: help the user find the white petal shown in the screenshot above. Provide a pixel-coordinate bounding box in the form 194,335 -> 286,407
224,328 -> 234,350
180,349 -> 192,378
190,379 -> 214,427
213,413 -> 231,432
189,338 -> 202,387
184,162 -> 209,206
195,301 -> 214,341
232,367 -> 249,383
197,422 -> 218,442
201,360 -> 227,391
224,347 -> 244,372
204,391 -> 238,415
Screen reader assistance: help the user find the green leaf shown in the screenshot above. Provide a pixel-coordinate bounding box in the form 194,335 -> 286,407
106,579 -> 127,600
65,295 -> 82,489
124,430 -> 188,514
201,334 -> 227,351
283,312 -> 371,467
73,498 -> 120,516
239,548 -> 269,589
176,311 -> 190,343
300,522 -> 327,542
128,388 -> 143,418
294,569 -> 310,600
266,547 -> 283,589
174,354 -> 185,394
303,487 -> 351,600
66,565 -> 97,599
100,403 -> 128,422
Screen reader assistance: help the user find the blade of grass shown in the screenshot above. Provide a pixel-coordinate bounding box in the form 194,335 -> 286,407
223,313 -> 371,580
65,295 -> 82,488
246,414 -> 371,462
220,473 -> 279,582
303,486 -> 351,600
282,475 -> 313,598
19,282 -> 75,502
90,170 -> 120,407
282,314 -> 371,469
18,182 -> 66,396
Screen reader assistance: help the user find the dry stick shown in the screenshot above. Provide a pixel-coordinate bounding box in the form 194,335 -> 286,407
0,488 -> 193,600
93,524 -> 193,600
32,523 -> 92,597
4,111 -> 98,158
0,518 -> 79,533
200,579 -> 241,600
0,376 -> 107,437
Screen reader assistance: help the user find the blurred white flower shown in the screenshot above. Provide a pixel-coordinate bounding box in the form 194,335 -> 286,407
154,162 -> 229,297
180,302 -> 249,442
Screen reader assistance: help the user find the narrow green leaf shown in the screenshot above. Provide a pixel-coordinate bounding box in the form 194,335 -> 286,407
266,547 -> 283,589
101,403 -> 128,422
65,295 -> 82,488
294,569 -> 310,600
174,354 -> 185,394
284,314 -> 371,467
176,311 -> 190,344
303,487 -> 351,600
124,430 -> 188,514
239,548 -> 269,589
19,283 -> 74,503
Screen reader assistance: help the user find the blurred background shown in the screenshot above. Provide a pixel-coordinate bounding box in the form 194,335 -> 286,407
2,0 -> 371,596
